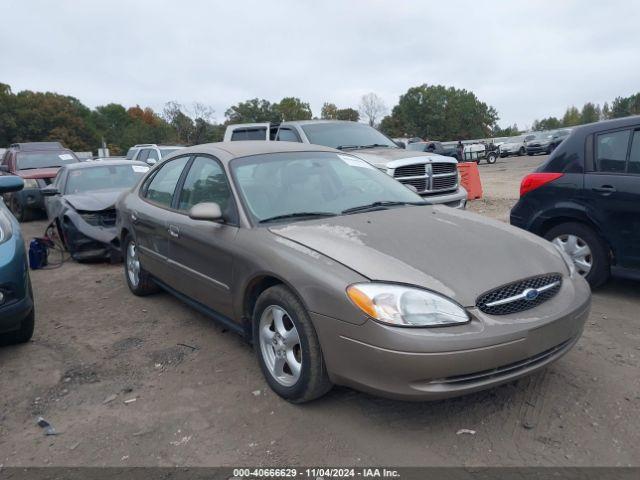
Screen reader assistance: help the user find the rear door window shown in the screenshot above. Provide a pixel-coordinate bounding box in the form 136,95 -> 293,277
276,128 -> 301,142
144,156 -> 190,208
230,128 -> 267,141
596,130 -> 631,173
137,149 -> 150,162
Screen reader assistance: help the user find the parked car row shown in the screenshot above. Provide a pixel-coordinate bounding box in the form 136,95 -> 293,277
0,116 -> 637,406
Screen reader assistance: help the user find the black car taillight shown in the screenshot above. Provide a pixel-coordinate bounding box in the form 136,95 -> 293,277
520,173 -> 564,197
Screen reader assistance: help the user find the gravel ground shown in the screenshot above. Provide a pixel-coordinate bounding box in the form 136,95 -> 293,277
0,154 -> 638,467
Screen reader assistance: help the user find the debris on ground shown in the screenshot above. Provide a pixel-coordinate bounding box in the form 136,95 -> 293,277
123,398 -> 137,405
170,435 -> 192,446
456,429 -> 476,435
523,421 -> 535,430
36,417 -> 58,436
252,390 -> 262,396
69,441 -> 81,450
177,343 -> 198,351
102,394 -> 117,405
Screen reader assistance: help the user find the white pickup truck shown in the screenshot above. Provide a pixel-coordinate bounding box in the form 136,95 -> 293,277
224,121 -> 467,209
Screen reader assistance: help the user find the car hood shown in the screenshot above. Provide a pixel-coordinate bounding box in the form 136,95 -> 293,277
269,206 -> 567,307
17,168 -> 59,179
64,189 -> 125,211
350,148 -> 456,169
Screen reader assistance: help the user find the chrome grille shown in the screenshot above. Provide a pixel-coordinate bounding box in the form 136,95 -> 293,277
476,274 -> 562,315
394,164 -> 426,177
400,178 -> 427,191
431,163 -> 456,175
432,175 -> 457,191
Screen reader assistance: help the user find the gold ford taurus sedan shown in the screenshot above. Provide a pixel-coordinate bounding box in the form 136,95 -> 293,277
116,142 -> 591,403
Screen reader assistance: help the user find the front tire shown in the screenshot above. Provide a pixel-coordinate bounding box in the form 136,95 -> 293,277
519,147 -> 525,156
544,222 -> 610,288
123,234 -> 159,296
11,196 -> 32,222
253,285 -> 332,403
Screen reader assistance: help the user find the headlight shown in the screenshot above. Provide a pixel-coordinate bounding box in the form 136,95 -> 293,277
0,208 -> 13,245
347,283 -> 470,327
553,243 -> 576,277
23,179 -> 39,189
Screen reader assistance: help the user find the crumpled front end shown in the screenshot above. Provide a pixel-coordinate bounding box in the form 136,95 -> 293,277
60,207 -> 120,261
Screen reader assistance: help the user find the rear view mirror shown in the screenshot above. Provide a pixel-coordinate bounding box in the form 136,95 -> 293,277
189,202 -> 223,222
41,185 -> 60,197
0,175 -> 24,194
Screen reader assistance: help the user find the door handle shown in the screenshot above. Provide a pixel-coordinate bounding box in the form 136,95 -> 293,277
168,225 -> 180,238
592,185 -> 616,194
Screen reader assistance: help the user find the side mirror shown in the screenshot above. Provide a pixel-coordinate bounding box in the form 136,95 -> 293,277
147,158 -> 158,166
0,165 -> 9,173
0,175 -> 24,194
395,141 -> 406,149
189,202 -> 223,222
41,185 -> 60,197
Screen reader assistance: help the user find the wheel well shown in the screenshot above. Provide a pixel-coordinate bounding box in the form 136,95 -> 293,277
243,276 -> 284,325
120,228 -> 130,247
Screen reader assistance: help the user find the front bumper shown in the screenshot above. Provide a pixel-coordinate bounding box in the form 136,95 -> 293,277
312,275 -> 590,400
60,214 -> 120,261
0,293 -> 33,334
527,145 -> 550,155
421,186 -> 467,209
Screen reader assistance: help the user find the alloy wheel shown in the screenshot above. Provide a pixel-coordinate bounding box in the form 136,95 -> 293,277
259,305 -> 302,387
126,241 -> 140,288
552,234 -> 593,276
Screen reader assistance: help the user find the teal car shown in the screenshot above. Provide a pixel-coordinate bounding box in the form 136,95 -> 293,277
0,175 -> 35,345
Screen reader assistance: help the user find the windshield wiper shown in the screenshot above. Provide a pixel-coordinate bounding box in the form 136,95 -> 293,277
358,144 -> 392,149
259,212 -> 338,224
336,145 -> 360,150
342,201 -> 426,215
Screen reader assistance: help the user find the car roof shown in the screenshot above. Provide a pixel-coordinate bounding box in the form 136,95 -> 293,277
282,120 -> 358,127
64,160 -> 149,169
172,141 -> 340,162
10,142 -> 67,151
573,115 -> 640,136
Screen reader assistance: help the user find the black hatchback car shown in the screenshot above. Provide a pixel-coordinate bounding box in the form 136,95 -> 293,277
511,116 -> 640,287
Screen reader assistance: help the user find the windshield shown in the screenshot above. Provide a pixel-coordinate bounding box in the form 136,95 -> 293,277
231,152 -> 423,223
406,143 -> 427,151
65,164 -> 149,194
300,122 -> 397,150
160,148 -> 180,158
17,151 -> 78,170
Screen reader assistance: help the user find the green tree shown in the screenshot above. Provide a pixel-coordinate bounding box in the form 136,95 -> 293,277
336,108 -> 359,121
580,103 -> 600,124
321,102 -> 338,119
379,84 -> 498,140
532,117 -> 562,131
275,97 -> 313,121
224,98 -> 279,124
601,102 -> 611,119
0,83 -> 18,146
492,123 -> 519,137
562,106 -> 582,126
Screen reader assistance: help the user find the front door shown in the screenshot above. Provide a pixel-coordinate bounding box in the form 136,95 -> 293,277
585,126 -> 640,270
168,155 -> 238,318
133,155 -> 190,283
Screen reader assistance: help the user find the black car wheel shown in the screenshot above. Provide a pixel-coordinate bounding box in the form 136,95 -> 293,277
519,147 -> 526,156
486,153 -> 497,164
123,234 -> 160,296
253,285 -> 332,403
544,222 -> 610,288
10,196 -> 32,223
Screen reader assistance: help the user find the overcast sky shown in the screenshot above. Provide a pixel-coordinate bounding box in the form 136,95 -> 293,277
1,0 -> 638,129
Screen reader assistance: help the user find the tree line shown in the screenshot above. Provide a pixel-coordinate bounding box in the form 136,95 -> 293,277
1,80 -> 639,154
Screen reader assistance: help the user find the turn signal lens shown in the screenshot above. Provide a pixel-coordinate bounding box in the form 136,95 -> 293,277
346,285 -> 377,318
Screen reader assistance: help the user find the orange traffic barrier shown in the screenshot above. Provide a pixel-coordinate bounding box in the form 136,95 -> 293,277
457,162 -> 483,200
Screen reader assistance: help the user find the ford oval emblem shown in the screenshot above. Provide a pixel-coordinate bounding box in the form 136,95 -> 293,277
523,288 -> 540,302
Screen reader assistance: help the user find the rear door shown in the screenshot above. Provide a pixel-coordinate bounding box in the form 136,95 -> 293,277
585,126 -> 640,269
167,155 -> 239,318
133,155 -> 191,284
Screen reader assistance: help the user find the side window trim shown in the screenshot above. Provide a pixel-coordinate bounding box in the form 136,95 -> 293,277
139,154 -> 193,210
174,153 -> 239,226
593,127 -> 632,175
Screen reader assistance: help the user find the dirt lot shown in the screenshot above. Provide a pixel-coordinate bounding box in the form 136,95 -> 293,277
1,154 -> 639,467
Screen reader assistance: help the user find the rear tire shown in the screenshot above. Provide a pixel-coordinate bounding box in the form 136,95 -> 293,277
519,147 -> 525,156
544,222 -> 610,288
486,153 -> 497,164
253,285 -> 332,403
123,234 -> 159,296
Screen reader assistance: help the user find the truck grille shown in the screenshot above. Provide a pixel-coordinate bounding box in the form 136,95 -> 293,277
393,162 -> 458,195
476,274 -> 562,316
